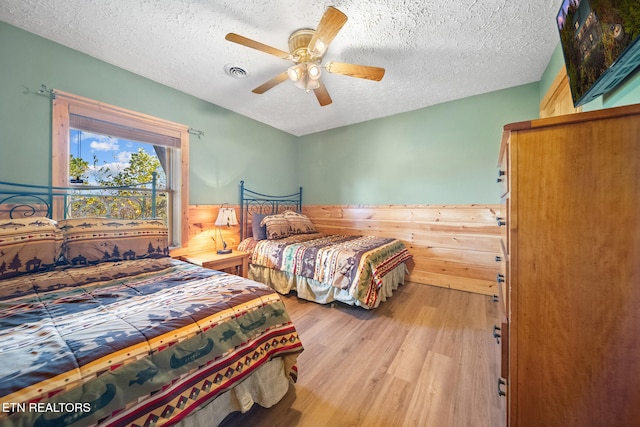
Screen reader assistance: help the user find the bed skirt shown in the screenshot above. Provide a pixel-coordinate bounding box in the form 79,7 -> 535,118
174,357 -> 291,427
248,263 -> 408,309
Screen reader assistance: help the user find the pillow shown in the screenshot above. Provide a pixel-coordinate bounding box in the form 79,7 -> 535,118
260,214 -> 290,240
0,217 -> 58,279
251,213 -> 267,241
59,218 -> 169,265
237,237 -> 257,256
283,211 -> 317,235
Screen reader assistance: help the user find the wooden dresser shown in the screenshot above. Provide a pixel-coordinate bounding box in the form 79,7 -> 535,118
496,104 -> 640,427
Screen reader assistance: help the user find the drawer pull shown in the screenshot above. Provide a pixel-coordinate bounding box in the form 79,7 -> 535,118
495,255 -> 502,262
497,273 -> 505,283
493,325 -> 501,344
497,217 -> 506,226
498,378 -> 507,397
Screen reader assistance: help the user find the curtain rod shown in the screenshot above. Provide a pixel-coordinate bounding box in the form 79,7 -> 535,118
188,128 -> 205,138
27,83 -> 55,99
33,83 -> 205,138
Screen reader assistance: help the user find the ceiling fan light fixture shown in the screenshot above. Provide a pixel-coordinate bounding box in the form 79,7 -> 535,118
303,78 -> 321,91
226,7 -> 383,106
287,64 -> 304,82
294,77 -> 315,91
307,62 -> 321,80
289,62 -> 321,91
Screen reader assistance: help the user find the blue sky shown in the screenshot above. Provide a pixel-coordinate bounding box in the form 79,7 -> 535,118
70,128 -> 158,184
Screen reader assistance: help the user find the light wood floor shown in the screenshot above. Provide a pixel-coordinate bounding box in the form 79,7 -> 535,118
221,282 -> 506,427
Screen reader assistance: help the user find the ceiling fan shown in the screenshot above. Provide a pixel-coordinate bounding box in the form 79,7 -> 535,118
225,6 -> 385,106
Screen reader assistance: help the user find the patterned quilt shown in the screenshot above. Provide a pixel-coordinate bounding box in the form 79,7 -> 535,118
242,233 -> 412,307
0,258 -> 303,427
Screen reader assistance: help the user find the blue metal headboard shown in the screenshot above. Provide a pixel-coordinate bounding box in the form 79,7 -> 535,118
0,173 -> 160,220
239,180 -> 302,240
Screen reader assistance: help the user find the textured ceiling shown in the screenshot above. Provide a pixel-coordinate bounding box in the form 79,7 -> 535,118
0,0 -> 561,136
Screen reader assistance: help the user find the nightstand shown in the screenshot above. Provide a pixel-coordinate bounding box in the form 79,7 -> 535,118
183,250 -> 250,278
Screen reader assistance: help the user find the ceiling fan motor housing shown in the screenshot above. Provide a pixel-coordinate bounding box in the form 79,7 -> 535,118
288,29 -> 316,62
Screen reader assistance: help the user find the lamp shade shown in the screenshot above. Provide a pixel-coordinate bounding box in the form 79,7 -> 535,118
214,207 -> 238,226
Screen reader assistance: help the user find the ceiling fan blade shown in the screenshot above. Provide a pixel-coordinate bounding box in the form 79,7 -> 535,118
325,62 -> 385,81
225,33 -> 291,60
308,7 -> 348,57
313,82 -> 333,106
252,71 -> 290,94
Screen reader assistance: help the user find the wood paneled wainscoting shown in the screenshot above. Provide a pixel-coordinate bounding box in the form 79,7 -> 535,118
176,204 -> 502,296
302,205 -> 503,296
171,205 -> 242,258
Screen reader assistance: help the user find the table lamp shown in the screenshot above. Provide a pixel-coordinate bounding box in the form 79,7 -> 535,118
214,205 -> 238,254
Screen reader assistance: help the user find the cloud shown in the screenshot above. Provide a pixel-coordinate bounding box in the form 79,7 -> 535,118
88,160 -> 128,183
92,155 -> 131,175
116,151 -> 133,163
97,161 -> 126,172
90,137 -> 120,151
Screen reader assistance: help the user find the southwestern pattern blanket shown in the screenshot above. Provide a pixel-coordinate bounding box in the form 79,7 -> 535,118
0,258 -> 303,427
245,233 -> 412,308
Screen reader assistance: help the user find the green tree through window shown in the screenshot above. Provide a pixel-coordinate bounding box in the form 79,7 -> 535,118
69,129 -> 168,220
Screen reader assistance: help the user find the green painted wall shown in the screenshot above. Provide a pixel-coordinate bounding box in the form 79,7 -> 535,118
0,22 -> 299,205
298,83 -> 540,205
14,21 -> 635,208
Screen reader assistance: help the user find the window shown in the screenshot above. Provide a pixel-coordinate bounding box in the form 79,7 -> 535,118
68,129 -> 166,188
52,90 -> 189,248
68,128 -> 169,221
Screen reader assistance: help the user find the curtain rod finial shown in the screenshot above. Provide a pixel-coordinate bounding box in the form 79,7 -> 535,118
188,128 -> 205,139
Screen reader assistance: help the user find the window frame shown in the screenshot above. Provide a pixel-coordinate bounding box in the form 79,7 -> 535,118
51,90 -> 189,248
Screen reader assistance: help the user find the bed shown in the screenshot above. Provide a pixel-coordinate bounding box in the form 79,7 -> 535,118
0,181 -> 303,427
237,181 -> 412,309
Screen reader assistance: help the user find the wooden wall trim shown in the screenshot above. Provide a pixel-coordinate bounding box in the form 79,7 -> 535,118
539,65 -> 582,119
303,205 -> 502,295
172,204 -> 242,258
181,204 -> 502,295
